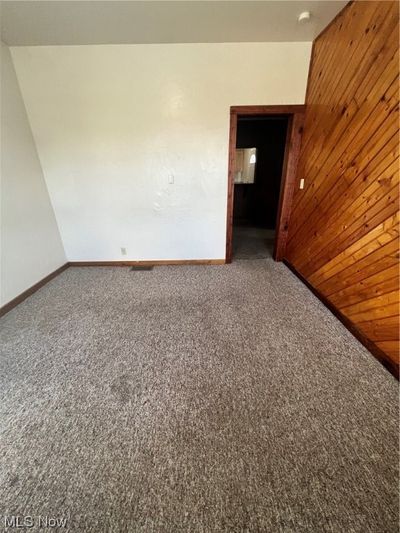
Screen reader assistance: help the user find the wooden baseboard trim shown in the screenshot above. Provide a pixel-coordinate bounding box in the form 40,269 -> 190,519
0,263 -> 69,318
68,259 -> 226,267
283,259 -> 399,379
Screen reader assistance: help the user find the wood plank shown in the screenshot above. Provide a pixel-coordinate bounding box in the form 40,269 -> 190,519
357,316 -> 400,342
339,290 -> 399,317
309,215 -> 399,285
302,3 -> 398,159
375,340 -> 400,362
294,72 -> 398,220
292,38 -> 399,219
329,265 -> 399,307
290,149 -> 399,269
302,181 -> 399,277
287,116 -> 399,254
305,1 -> 391,107
290,102 -> 399,245
322,238 -> 399,296
344,302 -> 399,324
299,3 -> 398,172
291,75 -> 398,224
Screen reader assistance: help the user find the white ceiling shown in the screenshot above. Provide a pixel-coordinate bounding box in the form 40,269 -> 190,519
1,0 -> 348,46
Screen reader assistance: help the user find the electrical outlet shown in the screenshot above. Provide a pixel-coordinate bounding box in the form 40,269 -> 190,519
120,247 -> 127,256
299,178 -> 305,190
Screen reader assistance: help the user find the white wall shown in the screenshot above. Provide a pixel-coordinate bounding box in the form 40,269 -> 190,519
11,42 -> 311,261
1,43 -> 66,305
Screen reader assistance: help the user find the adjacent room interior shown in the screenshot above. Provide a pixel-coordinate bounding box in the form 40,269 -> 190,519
232,115 -> 288,260
1,1 -> 399,531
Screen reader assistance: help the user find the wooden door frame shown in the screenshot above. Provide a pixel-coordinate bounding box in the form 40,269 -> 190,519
225,105 -> 305,263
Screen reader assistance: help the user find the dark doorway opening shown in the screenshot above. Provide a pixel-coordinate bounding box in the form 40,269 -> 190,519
225,105 -> 304,263
233,115 -> 288,260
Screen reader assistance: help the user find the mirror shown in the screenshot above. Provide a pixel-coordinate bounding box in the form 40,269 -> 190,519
234,148 -> 257,184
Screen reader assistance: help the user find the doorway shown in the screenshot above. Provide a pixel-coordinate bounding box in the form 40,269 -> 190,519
225,106 -> 304,263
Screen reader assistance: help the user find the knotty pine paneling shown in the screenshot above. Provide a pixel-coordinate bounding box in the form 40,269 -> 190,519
285,1 -> 399,376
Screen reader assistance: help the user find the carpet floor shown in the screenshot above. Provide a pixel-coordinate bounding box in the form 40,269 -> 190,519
0,260 -> 398,532
232,226 -> 275,260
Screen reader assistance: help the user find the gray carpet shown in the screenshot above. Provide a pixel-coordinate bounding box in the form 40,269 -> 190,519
0,260 -> 398,532
232,226 -> 275,260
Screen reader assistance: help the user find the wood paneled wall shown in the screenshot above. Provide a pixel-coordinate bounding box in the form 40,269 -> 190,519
285,1 -> 399,376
